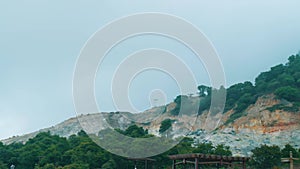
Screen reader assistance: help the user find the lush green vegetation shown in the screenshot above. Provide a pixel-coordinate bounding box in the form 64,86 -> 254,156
170,95 -> 200,116
195,53 -> 300,124
2,54 -> 300,168
159,119 -> 172,134
197,85 -> 212,114
192,142 -> 232,156
0,125 -> 235,169
250,144 -> 300,169
250,144 -> 282,169
170,95 -> 189,116
1,125 -> 299,168
115,125 -> 151,138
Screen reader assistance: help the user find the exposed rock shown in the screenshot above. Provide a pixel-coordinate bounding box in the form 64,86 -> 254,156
1,95 -> 299,157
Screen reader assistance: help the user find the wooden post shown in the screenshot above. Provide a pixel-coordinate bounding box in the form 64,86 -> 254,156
145,159 -> 147,169
173,160 -> 176,169
281,151 -> 299,169
290,151 -> 293,169
195,157 -> 199,169
242,159 -> 246,169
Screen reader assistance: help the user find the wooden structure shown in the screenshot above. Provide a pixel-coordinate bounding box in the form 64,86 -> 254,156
127,157 -> 156,169
169,153 -> 250,169
281,151 -> 300,169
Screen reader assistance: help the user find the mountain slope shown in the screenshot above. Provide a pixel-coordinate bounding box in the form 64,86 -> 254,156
2,54 -> 300,156
2,93 -> 299,156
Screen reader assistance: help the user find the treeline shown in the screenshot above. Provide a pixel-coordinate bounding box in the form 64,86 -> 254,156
250,144 -> 300,169
0,125 -> 232,169
1,125 -> 299,169
226,54 -> 300,123
172,53 -> 300,124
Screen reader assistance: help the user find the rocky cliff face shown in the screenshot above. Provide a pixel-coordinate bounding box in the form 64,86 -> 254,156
133,94 -> 299,156
193,94 -> 300,156
2,94 -> 299,156
220,95 -> 299,134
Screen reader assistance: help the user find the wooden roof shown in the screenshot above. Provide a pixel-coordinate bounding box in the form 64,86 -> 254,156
169,153 -> 250,162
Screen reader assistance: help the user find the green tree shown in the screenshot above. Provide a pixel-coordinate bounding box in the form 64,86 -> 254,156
0,142 -> 14,166
192,142 -> 214,154
198,94 -> 211,114
275,86 -> 300,102
64,140 -> 107,169
225,81 -> 255,112
173,137 -> 193,154
214,144 -> 232,156
250,144 -> 281,169
159,119 -> 172,134
17,144 -> 41,169
278,73 -> 295,86
198,85 -> 211,97
0,161 -> 7,169
101,159 -> 117,169
35,163 -> 56,169
171,95 -> 189,116
62,163 -> 89,169
281,144 -> 299,158
121,125 -> 149,138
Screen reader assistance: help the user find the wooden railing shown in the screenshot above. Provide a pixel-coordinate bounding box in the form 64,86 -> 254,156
281,151 -> 300,169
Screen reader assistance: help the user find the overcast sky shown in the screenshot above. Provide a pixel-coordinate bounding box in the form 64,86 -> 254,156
1,0 -> 300,139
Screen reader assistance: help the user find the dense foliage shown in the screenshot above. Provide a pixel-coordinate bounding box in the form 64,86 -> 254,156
250,144 -> 282,169
0,125 -> 235,169
2,54 -> 300,168
159,119 -> 172,134
250,144 -> 300,169
170,95 -> 189,116
0,127 -> 299,169
196,53 -> 300,124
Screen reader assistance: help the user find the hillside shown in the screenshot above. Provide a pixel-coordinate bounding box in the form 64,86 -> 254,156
2,53 -> 300,156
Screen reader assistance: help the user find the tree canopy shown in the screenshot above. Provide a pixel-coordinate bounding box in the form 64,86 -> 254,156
196,53 -> 300,124
1,126 -> 299,169
0,126 -> 235,169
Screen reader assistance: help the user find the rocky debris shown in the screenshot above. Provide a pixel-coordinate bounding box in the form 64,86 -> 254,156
188,129 -> 300,157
